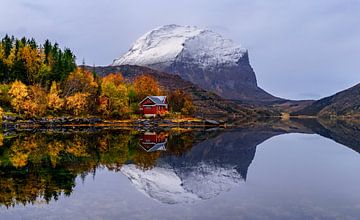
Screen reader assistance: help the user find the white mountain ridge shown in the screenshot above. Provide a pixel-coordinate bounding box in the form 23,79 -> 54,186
112,24 -> 247,69
121,163 -> 243,204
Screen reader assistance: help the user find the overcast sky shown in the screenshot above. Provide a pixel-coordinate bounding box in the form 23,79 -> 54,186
1,0 -> 359,100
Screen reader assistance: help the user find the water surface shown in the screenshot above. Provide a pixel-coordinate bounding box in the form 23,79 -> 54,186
1,119 -> 360,220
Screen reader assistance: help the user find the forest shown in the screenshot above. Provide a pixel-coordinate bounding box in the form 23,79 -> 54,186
0,35 -> 193,119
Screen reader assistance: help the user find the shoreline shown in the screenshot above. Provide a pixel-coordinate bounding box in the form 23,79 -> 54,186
1,116 -> 228,132
2,114 -> 360,133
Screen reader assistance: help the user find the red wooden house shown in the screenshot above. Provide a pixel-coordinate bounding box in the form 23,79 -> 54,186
139,132 -> 168,152
139,96 -> 168,117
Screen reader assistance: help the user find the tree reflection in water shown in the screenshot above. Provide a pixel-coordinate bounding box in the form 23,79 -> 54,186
0,129 -> 197,207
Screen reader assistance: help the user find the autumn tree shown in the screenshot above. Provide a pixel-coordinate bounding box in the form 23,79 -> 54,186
8,81 -> 48,117
65,92 -> 89,116
47,81 -> 64,112
19,44 -> 42,84
168,89 -> 194,115
133,74 -> 161,101
99,73 -> 130,118
23,85 -> 48,117
0,83 -> 12,110
8,80 -> 28,114
63,68 -> 98,96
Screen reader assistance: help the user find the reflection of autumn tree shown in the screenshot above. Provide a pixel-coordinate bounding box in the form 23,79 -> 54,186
0,166 -> 76,208
47,140 -> 65,167
165,131 -> 195,157
98,133 -> 131,171
0,129 -> 202,207
0,133 -> 3,147
131,151 -> 162,170
66,136 -> 90,158
9,136 -> 38,168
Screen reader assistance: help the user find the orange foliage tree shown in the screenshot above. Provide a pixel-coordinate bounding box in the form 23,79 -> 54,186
133,74 -> 161,101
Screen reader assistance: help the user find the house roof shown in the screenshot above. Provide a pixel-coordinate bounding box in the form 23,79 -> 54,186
140,142 -> 167,152
140,96 -> 167,105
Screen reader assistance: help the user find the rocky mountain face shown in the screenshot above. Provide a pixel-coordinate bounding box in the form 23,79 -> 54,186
293,83 -> 360,117
112,24 -> 281,103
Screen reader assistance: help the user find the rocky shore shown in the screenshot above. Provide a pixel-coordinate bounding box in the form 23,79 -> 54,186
1,116 -> 225,132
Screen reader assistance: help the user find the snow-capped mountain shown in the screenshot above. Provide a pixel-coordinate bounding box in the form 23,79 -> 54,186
113,24 -> 279,102
113,24 -> 246,69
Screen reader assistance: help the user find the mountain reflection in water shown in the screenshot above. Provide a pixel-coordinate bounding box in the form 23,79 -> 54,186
0,118 -> 360,207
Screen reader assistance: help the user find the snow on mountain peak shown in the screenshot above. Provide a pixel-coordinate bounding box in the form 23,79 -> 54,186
120,163 -> 243,204
112,24 -> 247,68
121,164 -> 199,204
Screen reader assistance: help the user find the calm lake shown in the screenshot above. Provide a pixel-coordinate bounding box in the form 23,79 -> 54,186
1,119 -> 360,220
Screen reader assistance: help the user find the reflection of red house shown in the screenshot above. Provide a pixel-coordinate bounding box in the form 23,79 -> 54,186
139,132 -> 168,152
139,96 -> 168,117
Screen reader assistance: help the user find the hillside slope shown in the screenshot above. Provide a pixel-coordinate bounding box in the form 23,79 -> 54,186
293,83 -> 360,117
85,65 -> 278,118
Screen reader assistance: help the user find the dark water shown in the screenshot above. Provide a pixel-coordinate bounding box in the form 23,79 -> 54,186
1,119 -> 360,220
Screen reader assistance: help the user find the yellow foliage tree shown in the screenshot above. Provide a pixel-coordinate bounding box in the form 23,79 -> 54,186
20,45 -> 42,84
4,47 -> 16,67
23,85 -> 47,117
47,81 -> 64,112
100,73 -> 130,117
63,68 -> 99,114
8,81 -> 48,117
8,80 -> 28,113
65,92 -> 89,116
0,44 -> 5,61
63,68 -> 98,96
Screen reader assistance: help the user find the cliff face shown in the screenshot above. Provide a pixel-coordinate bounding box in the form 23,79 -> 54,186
165,51 -> 277,101
113,24 -> 281,103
